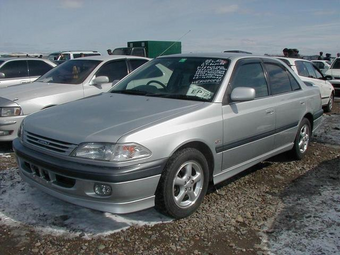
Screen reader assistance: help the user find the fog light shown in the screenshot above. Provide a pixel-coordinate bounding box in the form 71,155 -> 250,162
0,130 -> 13,136
94,184 -> 112,196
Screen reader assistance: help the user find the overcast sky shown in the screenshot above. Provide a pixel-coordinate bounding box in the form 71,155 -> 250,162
0,0 -> 339,57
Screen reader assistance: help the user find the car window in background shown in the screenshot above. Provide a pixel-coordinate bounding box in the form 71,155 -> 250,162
331,59 -> 340,69
265,63 -> 292,95
304,62 -> 317,78
296,61 -> 309,77
277,58 -> 291,67
287,71 -> 301,91
95,60 -> 128,82
312,65 -> 323,79
37,60 -> 101,84
129,59 -> 149,71
0,60 -> 28,78
231,62 -> 269,98
28,60 -> 54,77
314,62 -> 324,69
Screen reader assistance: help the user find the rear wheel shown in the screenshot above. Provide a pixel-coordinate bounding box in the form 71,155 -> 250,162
155,148 -> 209,219
324,94 -> 334,112
291,118 -> 311,160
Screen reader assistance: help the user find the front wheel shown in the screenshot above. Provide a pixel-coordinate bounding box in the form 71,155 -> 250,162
291,118 -> 311,160
155,148 -> 209,219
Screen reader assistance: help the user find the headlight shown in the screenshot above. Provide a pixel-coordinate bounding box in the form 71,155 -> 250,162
70,142 -> 151,162
0,107 -> 21,117
18,120 -> 25,143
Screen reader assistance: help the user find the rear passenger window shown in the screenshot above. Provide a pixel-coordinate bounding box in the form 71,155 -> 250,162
95,60 -> 128,82
129,59 -> 148,71
0,60 -> 28,78
265,63 -> 292,95
231,63 -> 269,98
296,61 -> 309,77
28,60 -> 53,76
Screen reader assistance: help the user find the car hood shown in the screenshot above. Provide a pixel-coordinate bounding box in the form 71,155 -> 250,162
24,93 -> 206,144
0,82 -> 82,103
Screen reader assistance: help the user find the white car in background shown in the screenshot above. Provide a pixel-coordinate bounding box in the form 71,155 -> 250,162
0,55 -> 149,141
325,57 -> 340,96
0,58 -> 56,88
278,57 -> 335,112
311,60 -> 331,75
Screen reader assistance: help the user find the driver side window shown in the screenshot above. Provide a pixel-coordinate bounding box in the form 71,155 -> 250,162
95,60 -> 128,82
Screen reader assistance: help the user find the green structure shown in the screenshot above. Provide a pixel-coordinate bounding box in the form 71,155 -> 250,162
127,40 -> 181,58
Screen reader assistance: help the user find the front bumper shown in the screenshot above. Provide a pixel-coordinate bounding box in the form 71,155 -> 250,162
0,115 -> 25,141
13,139 -> 166,214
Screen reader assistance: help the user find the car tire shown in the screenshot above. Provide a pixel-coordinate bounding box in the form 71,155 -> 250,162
155,148 -> 209,219
291,118 -> 311,160
324,94 -> 334,112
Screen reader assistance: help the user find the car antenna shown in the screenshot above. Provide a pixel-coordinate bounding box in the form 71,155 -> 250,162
158,30 -> 191,57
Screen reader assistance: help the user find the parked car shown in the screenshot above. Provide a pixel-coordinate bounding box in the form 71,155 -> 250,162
311,60 -> 331,75
48,51 -> 101,65
325,57 -> 340,96
14,53 -> 323,219
277,57 -> 335,111
0,55 -> 149,141
0,58 -> 56,88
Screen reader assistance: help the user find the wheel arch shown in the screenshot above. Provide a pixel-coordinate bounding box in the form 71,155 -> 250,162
303,112 -> 314,133
169,141 -> 215,182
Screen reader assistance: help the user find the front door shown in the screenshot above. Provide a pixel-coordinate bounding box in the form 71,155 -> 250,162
220,59 -> 275,173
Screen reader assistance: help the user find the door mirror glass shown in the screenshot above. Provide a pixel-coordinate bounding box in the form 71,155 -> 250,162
231,87 -> 255,102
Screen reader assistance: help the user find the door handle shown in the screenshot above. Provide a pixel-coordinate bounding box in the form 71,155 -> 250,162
300,101 -> 305,105
266,109 -> 274,115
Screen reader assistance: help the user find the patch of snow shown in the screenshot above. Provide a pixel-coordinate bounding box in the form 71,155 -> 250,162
0,168 -> 172,238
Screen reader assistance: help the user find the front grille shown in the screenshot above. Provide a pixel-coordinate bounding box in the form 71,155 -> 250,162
25,131 -> 77,155
23,160 -> 76,188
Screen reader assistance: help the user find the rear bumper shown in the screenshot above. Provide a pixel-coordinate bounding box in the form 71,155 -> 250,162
13,139 -> 166,214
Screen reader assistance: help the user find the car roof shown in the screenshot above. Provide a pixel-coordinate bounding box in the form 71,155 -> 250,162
69,55 -> 151,61
0,57 -> 51,61
157,52 -> 284,62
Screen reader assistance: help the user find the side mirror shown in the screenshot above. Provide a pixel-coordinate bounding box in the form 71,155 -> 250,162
0,72 -> 5,78
91,76 -> 109,85
231,87 -> 255,102
324,75 -> 333,80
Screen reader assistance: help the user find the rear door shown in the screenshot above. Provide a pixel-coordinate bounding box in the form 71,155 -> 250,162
83,59 -> 128,97
221,59 -> 275,172
263,59 -> 306,149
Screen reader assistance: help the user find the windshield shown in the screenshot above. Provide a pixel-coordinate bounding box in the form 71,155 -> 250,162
110,57 -> 229,102
36,59 -> 101,84
112,48 -> 132,55
0,60 -> 5,66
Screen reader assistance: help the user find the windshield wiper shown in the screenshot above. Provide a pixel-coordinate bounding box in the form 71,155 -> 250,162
161,94 -> 210,102
110,90 -> 150,95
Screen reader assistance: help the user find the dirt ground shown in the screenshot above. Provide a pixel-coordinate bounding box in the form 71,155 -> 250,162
0,98 -> 339,255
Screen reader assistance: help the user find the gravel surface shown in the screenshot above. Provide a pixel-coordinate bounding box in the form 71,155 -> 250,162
0,98 -> 339,255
